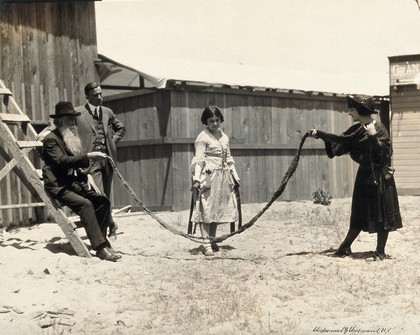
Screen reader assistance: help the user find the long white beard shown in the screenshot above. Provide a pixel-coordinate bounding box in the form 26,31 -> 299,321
60,126 -> 83,156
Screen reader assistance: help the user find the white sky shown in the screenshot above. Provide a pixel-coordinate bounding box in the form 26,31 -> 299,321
95,0 -> 420,95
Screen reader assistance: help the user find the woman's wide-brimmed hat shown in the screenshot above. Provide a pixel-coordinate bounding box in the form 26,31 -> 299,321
49,101 -> 81,118
346,94 -> 378,115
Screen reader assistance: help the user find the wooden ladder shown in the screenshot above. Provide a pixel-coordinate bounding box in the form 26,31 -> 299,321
0,80 -> 91,258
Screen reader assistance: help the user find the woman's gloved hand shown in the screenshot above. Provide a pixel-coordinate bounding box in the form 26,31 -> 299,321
309,129 -> 318,138
364,122 -> 377,136
309,129 -> 326,140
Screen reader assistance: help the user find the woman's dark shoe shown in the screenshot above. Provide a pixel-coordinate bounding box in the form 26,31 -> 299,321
96,247 -> 121,262
211,242 -> 220,252
374,250 -> 390,261
330,247 -> 352,258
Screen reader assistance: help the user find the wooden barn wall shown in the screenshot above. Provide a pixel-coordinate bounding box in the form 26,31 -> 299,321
390,85 -> 420,195
0,2 -> 98,227
104,88 -> 357,212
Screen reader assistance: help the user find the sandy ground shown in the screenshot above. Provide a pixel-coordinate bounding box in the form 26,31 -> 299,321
0,196 -> 419,335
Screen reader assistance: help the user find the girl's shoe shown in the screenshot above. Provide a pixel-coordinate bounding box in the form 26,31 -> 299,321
203,246 -> 215,256
211,242 -> 220,252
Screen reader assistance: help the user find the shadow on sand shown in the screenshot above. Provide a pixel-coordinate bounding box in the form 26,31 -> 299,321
189,244 -> 236,255
286,248 -> 391,261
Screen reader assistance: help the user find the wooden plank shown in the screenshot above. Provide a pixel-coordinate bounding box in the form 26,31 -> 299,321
17,140 -> 43,148
67,3 -> 79,102
391,93 -> 420,103
5,168 -> 13,224
259,96 -> 271,201
241,149 -> 251,204
53,3 -> 65,92
392,137 -> 420,144
191,92 -> 205,138
37,4 -> 55,112
393,159 -> 420,166
5,7 -> 23,91
0,158 -> 18,182
77,1 -> 98,102
222,94 -> 232,139
391,123 -> 420,132
264,150 -> 275,196
390,100 -> 420,110
26,2 -> 42,122
142,141 -> 159,205
177,92 -> 190,138
0,88 -> 12,96
115,102 -> 135,207
257,150 -> 267,202
0,113 -> 31,123
270,97 -> 281,198
113,147 -> 130,207
156,145 -> 172,206
397,188 -> 420,196
20,5 -> 34,126
171,144 -> 186,210
0,202 -> 45,210
9,82 -> 21,225
392,154 -> 420,160
391,110 -> 420,119
391,130 -> 420,137
117,138 -> 164,147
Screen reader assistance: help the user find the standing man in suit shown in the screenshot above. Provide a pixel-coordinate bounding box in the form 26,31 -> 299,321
42,101 -> 121,262
75,82 -> 126,237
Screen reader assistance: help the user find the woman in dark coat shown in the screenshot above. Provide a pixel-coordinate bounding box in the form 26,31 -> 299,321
310,94 -> 402,260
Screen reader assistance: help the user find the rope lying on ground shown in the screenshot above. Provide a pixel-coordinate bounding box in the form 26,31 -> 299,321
108,127 -> 364,244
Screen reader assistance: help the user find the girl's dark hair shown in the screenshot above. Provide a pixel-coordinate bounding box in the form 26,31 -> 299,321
201,105 -> 224,125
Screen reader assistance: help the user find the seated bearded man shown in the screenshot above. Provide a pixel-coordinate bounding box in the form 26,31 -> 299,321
42,101 -> 121,262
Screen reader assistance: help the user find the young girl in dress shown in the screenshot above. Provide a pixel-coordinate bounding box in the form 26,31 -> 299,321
190,106 -> 241,256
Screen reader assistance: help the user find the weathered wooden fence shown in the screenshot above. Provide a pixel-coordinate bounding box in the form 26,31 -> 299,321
0,1 -> 98,228
104,85 -> 361,212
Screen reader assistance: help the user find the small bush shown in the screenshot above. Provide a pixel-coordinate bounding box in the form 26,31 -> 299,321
312,189 -> 332,206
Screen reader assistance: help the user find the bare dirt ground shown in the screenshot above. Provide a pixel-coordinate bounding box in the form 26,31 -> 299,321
0,196 -> 419,335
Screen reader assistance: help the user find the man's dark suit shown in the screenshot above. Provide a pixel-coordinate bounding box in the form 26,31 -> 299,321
75,104 -> 125,198
42,128 -> 112,251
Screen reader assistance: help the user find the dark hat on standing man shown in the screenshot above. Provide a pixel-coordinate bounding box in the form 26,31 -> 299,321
49,101 -> 81,118
346,94 -> 378,115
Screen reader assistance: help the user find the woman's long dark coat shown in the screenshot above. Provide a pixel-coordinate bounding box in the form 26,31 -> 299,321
322,122 -> 402,233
